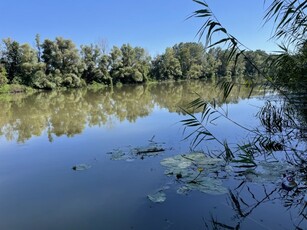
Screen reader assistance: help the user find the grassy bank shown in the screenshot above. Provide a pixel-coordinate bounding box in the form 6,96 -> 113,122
0,84 -> 35,94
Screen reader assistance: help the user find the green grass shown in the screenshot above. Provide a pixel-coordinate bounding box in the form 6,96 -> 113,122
0,84 -> 35,94
87,82 -> 107,90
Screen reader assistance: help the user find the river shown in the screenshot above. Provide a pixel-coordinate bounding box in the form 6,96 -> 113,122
0,80 -> 305,229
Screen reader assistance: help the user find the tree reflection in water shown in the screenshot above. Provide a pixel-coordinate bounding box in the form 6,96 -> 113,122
0,80 -> 306,229
0,80 -> 262,143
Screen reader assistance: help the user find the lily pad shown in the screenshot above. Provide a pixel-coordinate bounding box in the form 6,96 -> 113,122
177,161 -> 192,169
147,191 -> 166,203
72,164 -> 92,171
177,186 -> 190,195
109,149 -> 127,161
242,161 -> 295,183
161,152 -> 224,177
161,152 -> 228,195
161,153 -> 223,169
184,177 -> 228,195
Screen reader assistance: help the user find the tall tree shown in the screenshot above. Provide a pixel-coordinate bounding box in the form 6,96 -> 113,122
244,50 -> 268,77
151,47 -> 182,80
19,43 -> 46,86
109,44 -> 150,84
80,44 -> 102,83
41,37 -> 84,87
203,48 -> 222,78
2,38 -> 22,83
173,42 -> 205,78
35,34 -> 42,63
109,46 -> 123,83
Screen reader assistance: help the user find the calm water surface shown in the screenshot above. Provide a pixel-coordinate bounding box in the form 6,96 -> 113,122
0,81 -> 305,229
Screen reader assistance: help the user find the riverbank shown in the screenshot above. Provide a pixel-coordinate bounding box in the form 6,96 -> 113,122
0,84 -> 35,94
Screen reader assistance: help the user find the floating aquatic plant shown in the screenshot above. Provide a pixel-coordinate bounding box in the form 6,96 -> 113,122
147,191 -> 167,203
108,141 -> 165,161
161,152 -> 228,195
240,161 -> 296,184
108,149 -> 126,161
178,177 -> 228,195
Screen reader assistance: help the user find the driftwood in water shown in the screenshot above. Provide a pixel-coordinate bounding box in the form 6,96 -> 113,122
135,147 -> 165,155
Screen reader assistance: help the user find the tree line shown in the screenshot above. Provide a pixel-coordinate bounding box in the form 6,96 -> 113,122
0,35 -> 270,89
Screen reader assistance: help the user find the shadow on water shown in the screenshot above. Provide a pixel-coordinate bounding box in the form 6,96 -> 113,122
202,180 -> 307,229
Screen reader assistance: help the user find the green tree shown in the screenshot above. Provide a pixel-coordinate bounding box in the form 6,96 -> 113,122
109,46 -> 123,83
99,54 -> 113,85
109,44 -> 150,84
151,47 -> 182,80
190,0 -> 306,87
215,49 -> 245,79
19,43 -> 46,87
173,42 -> 205,79
80,44 -> 103,83
1,38 -> 49,88
41,37 -> 84,87
203,48 -> 222,79
186,63 -> 204,79
41,39 -> 56,75
117,44 -> 136,83
32,70 -> 55,89
131,46 -> 151,82
2,38 -> 22,83
271,41 -> 307,90
244,50 -> 268,77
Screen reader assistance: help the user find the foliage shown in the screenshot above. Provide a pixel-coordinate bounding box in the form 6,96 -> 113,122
42,37 -> 82,75
173,42 -> 205,78
0,65 -> 8,86
19,43 -> 46,87
41,37 -> 84,88
264,0 -> 307,49
150,43 -> 266,81
2,38 -> 22,82
80,44 -> 102,83
181,0 -> 307,187
0,33 -> 271,90
0,84 -> 34,94
0,1 -> 304,91
151,48 -> 182,80
110,44 -> 151,84
189,0 -> 306,95
269,41 -> 307,91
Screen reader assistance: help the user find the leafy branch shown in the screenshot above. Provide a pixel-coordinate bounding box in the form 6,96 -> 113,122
264,0 -> 307,49
189,0 -> 306,99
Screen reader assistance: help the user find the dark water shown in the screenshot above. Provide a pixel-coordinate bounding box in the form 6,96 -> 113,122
0,81 -> 305,230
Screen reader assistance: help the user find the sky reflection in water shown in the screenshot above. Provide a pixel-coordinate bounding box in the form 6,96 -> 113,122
0,81 -> 305,229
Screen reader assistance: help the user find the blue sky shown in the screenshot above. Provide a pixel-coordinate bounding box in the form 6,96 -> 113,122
0,0 -> 278,55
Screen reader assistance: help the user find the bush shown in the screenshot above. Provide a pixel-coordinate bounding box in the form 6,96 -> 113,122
0,68 -> 8,86
63,73 -> 83,88
33,70 -> 55,89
